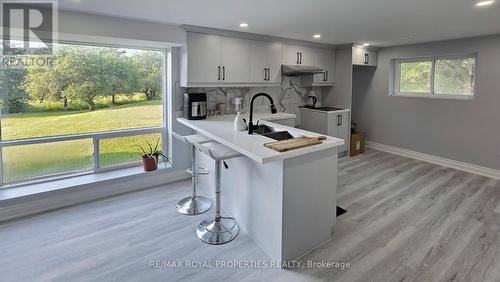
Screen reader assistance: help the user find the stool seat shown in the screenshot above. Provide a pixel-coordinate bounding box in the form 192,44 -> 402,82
199,142 -> 242,161
184,134 -> 212,145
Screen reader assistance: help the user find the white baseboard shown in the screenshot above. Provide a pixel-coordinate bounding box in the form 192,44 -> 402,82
366,141 -> 500,180
0,169 -> 190,223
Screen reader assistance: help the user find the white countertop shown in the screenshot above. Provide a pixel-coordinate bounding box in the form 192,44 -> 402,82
299,107 -> 351,114
177,113 -> 344,164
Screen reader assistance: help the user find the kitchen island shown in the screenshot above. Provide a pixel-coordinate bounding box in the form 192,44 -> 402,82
177,114 -> 344,263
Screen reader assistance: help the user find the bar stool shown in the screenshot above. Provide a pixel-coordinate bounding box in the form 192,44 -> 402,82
173,132 -> 213,216
192,141 -> 243,245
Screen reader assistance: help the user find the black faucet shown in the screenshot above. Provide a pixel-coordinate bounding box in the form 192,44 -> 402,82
248,93 -> 277,135
308,96 -> 317,108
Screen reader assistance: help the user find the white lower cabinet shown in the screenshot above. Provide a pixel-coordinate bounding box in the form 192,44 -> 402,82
299,109 -> 350,154
327,112 -> 349,153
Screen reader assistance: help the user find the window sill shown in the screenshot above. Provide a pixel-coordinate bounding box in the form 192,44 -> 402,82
0,163 -> 173,205
390,93 -> 474,101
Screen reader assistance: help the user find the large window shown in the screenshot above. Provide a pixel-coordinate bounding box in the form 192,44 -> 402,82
392,54 -> 476,99
0,42 -> 167,185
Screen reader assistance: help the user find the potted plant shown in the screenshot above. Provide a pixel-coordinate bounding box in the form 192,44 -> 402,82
150,138 -> 169,166
136,138 -> 169,172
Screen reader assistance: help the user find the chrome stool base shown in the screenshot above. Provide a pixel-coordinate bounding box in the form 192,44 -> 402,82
186,167 -> 209,175
196,217 -> 239,245
176,196 -> 212,215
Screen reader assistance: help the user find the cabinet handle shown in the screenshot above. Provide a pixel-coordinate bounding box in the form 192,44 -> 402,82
337,115 -> 341,126
264,68 -> 267,81
222,66 -> 225,80
364,53 -> 369,64
267,68 -> 270,81
299,52 -> 303,64
297,52 -> 300,64
218,66 -> 221,80
340,115 -> 343,125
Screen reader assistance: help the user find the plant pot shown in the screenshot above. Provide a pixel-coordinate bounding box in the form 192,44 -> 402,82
142,156 -> 158,172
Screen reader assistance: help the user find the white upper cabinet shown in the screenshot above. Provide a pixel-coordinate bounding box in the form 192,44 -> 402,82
352,45 -> 378,66
282,44 -> 301,65
299,46 -> 314,65
181,31 -> 336,87
221,37 -> 250,83
282,44 -> 314,65
249,40 -> 281,84
313,48 -> 335,85
182,32 -> 249,86
186,32 -> 222,84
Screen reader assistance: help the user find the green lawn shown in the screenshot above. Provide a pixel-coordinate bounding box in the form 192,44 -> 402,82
2,101 -> 163,183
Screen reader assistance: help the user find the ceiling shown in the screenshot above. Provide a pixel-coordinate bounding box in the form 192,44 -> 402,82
59,0 -> 500,47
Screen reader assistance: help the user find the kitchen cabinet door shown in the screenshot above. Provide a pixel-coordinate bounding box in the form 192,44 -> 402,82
299,109 -> 328,135
313,48 -> 335,85
367,49 -> 378,66
283,44 -> 314,65
187,33 -> 222,83
299,46 -> 314,66
221,37 -> 250,83
352,46 -> 377,66
282,44 -> 302,65
327,112 -> 349,153
267,42 -> 282,83
250,40 -> 281,84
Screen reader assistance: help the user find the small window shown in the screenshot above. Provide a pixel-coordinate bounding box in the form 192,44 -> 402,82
399,61 -> 432,94
392,54 -> 476,99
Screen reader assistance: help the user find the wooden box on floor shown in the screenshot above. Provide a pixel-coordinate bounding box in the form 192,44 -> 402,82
350,132 -> 365,156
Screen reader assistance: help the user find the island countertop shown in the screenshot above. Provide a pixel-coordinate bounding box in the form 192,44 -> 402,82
177,113 -> 344,164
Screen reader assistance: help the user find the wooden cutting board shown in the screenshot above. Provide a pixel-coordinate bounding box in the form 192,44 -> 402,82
264,136 -> 326,152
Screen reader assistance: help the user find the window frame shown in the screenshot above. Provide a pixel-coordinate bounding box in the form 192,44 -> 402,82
0,40 -> 170,186
391,53 -> 477,100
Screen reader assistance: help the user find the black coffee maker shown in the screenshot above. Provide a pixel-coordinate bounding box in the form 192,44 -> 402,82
184,93 -> 207,120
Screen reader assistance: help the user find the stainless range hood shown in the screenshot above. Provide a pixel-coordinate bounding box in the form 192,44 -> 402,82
281,65 -> 326,76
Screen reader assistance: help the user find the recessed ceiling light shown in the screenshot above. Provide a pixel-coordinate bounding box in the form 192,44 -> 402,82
362,43 -> 371,47
475,0 -> 495,6
313,34 -> 321,39
239,23 -> 248,28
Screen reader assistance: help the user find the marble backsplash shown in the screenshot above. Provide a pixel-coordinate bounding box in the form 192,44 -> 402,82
182,77 -> 323,125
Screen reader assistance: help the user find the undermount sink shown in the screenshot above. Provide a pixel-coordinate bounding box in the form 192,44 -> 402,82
253,124 -> 277,135
263,131 -> 295,141
253,124 -> 296,141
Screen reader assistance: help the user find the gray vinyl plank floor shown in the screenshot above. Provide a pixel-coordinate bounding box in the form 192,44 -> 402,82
1,149 -> 499,282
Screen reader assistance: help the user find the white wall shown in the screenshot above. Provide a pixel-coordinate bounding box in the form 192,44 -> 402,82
352,34 -> 500,170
